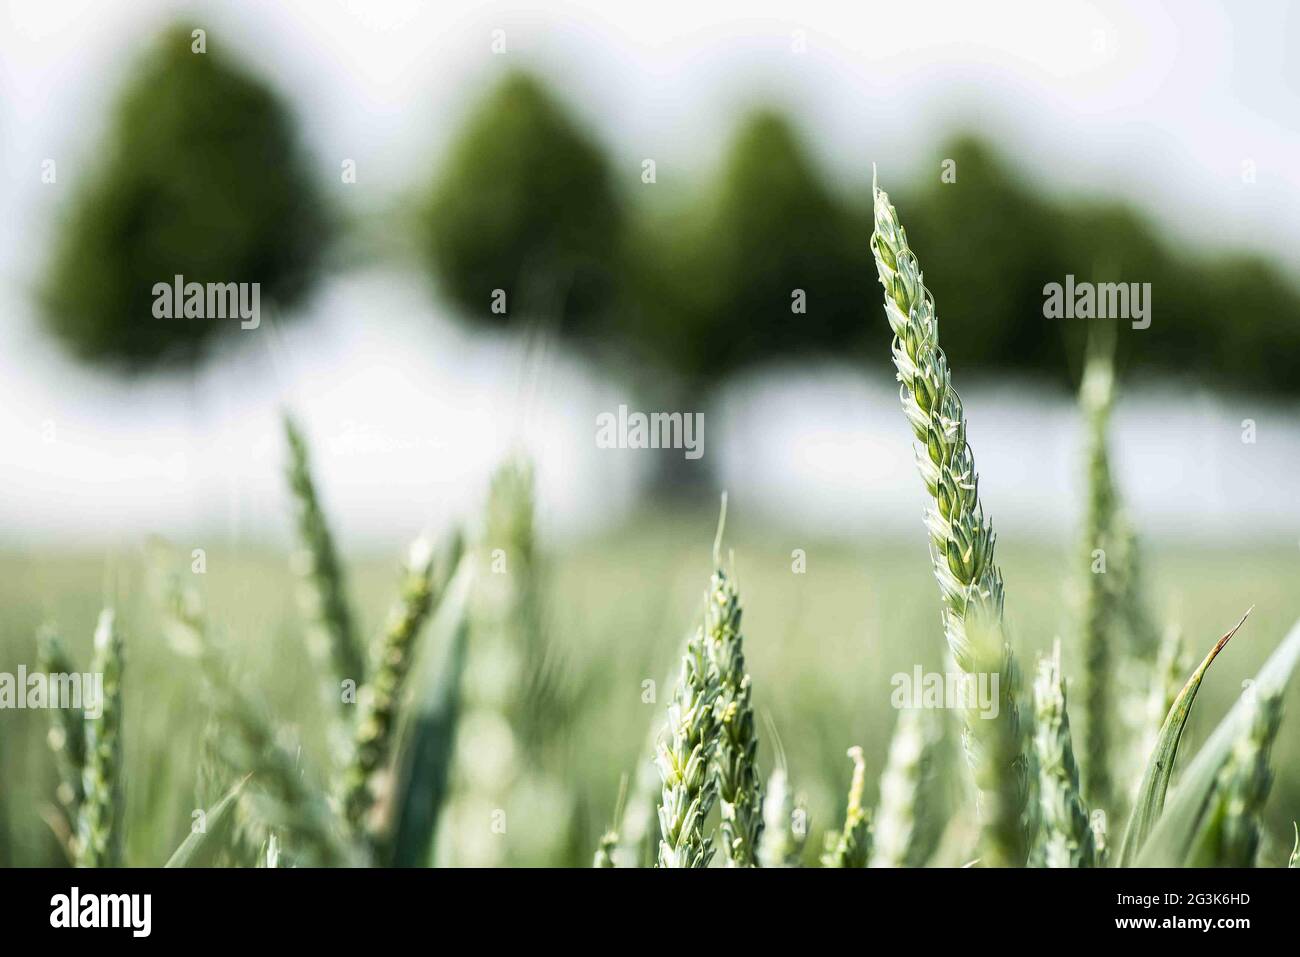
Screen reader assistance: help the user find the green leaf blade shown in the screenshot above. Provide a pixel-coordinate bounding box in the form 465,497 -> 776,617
1118,610 -> 1248,866
164,775 -> 249,868
1135,615 -> 1300,867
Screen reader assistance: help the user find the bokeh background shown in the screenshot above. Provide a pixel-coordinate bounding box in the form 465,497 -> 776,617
2,0 -> 1298,866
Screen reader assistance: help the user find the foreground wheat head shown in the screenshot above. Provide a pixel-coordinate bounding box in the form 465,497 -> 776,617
870,171 -> 1027,866
704,558 -> 764,866
655,620 -> 721,867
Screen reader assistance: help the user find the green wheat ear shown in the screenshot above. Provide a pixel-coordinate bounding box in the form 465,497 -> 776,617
870,170 -> 1028,866
284,414 -> 366,713
871,707 -> 944,868
76,610 -> 124,868
37,628 -> 88,834
758,766 -> 808,868
343,531 -> 462,837
1032,642 -> 1099,867
1185,689 -> 1282,867
704,494 -> 764,867
822,746 -> 871,867
655,605 -> 723,868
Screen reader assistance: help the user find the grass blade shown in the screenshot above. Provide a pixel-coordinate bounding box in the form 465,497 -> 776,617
1136,615 -> 1300,866
164,775 -> 250,867
1118,610 -> 1248,866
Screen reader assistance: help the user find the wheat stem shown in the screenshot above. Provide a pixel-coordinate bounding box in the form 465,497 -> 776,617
1079,338 -> 1118,812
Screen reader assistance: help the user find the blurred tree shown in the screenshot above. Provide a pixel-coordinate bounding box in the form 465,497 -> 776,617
424,74 -> 1300,444
423,71 -> 624,339
898,135 -> 1072,377
903,135 -> 1300,393
625,110 -> 872,387
40,25 -> 329,370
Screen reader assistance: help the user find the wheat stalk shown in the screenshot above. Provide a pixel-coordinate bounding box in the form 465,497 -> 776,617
343,533 -> 458,835
822,746 -> 871,867
871,707 -> 943,867
655,618 -> 721,868
870,171 -> 1028,866
1032,642 -> 1098,867
284,415 -> 366,705
1077,342 -> 1119,813
76,610 -> 123,867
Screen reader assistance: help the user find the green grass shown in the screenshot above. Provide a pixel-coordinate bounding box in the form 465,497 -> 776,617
2,519 -> 1298,867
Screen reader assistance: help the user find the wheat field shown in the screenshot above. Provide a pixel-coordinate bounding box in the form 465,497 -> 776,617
2,181 -> 1298,870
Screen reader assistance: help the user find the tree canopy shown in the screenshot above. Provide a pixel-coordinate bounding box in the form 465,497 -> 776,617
40,25 -> 330,370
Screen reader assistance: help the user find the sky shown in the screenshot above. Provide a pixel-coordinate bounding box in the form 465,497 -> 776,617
1,0 -> 1297,548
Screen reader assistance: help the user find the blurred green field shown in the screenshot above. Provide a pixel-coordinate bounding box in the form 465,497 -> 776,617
2,514 -> 1298,867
